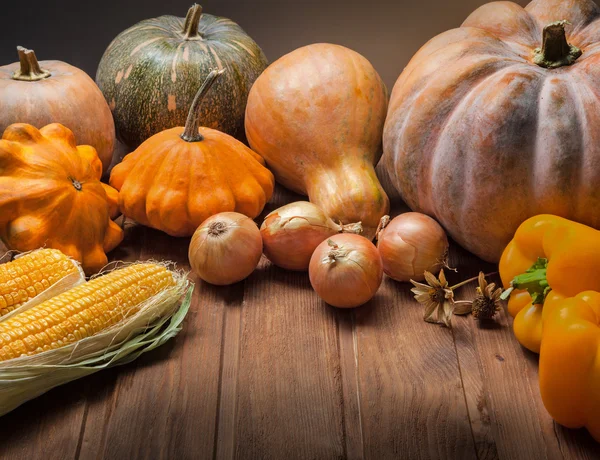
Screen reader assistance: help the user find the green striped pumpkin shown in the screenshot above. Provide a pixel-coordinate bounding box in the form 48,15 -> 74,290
96,4 -> 267,149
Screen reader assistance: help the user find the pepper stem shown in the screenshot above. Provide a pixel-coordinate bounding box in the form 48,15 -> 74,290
533,20 -> 582,69
500,258 -> 551,305
182,4 -> 203,40
180,69 -> 225,143
12,47 -> 51,82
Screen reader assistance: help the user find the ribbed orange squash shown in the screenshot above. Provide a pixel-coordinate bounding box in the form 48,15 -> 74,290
110,70 -> 274,237
384,0 -> 600,262
0,123 -> 123,274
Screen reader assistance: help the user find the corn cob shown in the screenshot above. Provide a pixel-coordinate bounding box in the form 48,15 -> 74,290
0,249 -> 81,318
0,263 -> 176,361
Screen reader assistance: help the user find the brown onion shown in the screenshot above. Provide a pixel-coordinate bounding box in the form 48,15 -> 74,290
261,201 -> 362,271
309,234 -> 383,308
189,212 -> 262,285
376,213 -> 448,282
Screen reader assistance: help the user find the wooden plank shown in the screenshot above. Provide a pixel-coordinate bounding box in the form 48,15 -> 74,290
451,246 -> 599,460
451,318 -> 499,460
232,257 -> 347,459
336,310 -> 366,460
349,166 -> 477,459
0,378 -> 87,460
77,225 -> 230,460
452,291 -> 560,460
214,283 -> 244,460
229,188 -> 348,459
0,172 -> 598,459
354,271 -> 478,460
0,242 -> 86,460
449,250 -> 501,460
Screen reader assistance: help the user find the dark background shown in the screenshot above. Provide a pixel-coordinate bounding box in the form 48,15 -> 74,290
0,0 -> 542,90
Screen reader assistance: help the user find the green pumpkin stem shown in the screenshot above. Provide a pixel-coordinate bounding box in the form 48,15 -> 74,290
12,47 -> 51,82
182,4 -> 203,40
181,68 -> 225,143
533,20 -> 582,69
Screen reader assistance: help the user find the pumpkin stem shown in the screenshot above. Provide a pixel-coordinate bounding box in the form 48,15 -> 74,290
533,20 -> 582,69
12,47 -> 51,82
181,68 -> 225,143
182,4 -> 204,40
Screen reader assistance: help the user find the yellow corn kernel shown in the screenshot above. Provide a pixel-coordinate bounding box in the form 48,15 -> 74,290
0,249 -> 79,317
0,263 -> 176,361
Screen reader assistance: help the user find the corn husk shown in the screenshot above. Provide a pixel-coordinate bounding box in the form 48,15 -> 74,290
0,261 -> 193,416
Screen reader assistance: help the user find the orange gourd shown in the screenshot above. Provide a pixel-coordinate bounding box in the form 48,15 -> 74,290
245,44 -> 390,239
110,70 -> 274,237
0,123 -> 123,274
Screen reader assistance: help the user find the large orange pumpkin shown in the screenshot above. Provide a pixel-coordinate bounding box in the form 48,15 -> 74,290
383,0 -> 600,262
0,123 -> 123,274
0,47 -> 116,172
245,44 -> 389,239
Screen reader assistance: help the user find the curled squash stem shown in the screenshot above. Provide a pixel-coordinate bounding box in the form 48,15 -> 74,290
181,68 -> 226,143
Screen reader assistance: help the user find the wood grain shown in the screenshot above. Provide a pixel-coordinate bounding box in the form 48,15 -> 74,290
450,249 -> 600,460
354,275 -> 477,460
0,182 -> 598,459
229,189 -> 347,459
352,172 -> 477,460
0,379 -> 87,460
77,225 -> 230,460
449,248 -> 500,460
336,309 -> 366,460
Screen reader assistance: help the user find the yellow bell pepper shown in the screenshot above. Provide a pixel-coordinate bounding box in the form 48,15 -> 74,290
500,215 -> 600,440
539,291 -> 600,441
499,215 -> 600,353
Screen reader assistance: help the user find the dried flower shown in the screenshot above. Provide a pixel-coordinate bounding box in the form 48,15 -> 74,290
471,272 -> 503,320
410,269 -> 472,327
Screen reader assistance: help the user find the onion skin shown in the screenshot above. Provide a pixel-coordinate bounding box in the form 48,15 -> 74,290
261,201 -> 362,271
189,212 -> 262,286
309,234 -> 383,308
376,212 -> 448,282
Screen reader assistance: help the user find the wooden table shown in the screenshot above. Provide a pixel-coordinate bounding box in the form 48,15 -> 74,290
0,169 -> 597,460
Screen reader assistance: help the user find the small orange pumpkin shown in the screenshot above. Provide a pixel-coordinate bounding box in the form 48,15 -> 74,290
0,123 -> 123,274
110,70 -> 275,237
0,47 -> 116,172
